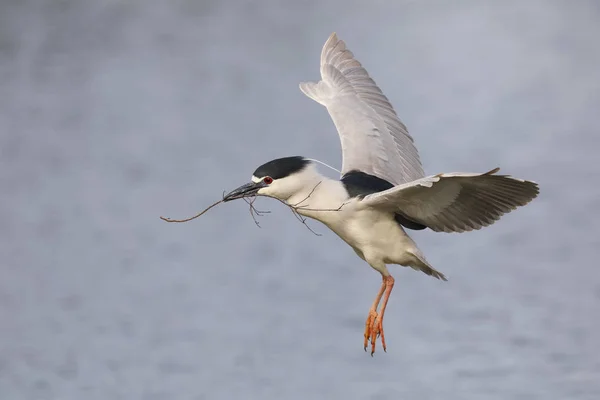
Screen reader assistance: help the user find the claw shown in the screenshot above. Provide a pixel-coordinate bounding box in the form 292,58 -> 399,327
369,315 -> 383,355
363,308 -> 377,351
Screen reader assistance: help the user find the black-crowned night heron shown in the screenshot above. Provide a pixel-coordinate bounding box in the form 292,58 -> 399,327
223,33 -> 539,355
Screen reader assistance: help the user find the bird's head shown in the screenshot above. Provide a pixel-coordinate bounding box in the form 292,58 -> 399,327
223,156 -> 314,202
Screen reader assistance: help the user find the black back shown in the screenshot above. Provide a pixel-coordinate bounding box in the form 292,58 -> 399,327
341,170 -> 427,231
253,156 -> 310,180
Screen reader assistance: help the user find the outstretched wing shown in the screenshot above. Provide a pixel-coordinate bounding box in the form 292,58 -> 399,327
300,32 -> 424,186
360,168 -> 539,233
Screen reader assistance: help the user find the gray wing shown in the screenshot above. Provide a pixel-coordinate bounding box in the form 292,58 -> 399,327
360,168 -> 539,233
299,32 -> 424,185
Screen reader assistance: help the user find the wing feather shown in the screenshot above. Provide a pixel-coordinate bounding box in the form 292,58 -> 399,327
360,169 -> 539,232
300,33 -> 424,185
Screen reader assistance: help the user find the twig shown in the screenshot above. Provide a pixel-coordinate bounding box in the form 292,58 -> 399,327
159,180 -> 345,234
267,181 -> 343,236
291,181 -> 322,208
291,207 -> 322,236
247,196 -> 270,216
243,196 -> 270,228
160,199 -> 224,223
284,181 -> 346,213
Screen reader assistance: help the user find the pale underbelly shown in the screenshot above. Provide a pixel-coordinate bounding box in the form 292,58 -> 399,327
316,209 -> 417,266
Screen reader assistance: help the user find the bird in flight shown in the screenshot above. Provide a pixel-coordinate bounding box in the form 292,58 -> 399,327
223,32 -> 539,355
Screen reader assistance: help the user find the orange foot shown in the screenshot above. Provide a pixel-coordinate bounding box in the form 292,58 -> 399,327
363,308 -> 377,351
364,309 -> 386,355
363,275 -> 395,356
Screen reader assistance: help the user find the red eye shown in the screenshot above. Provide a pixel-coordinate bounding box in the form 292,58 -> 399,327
263,176 -> 273,184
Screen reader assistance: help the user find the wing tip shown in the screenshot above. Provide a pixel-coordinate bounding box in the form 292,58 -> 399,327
484,167 -> 501,175
321,32 -> 337,61
325,32 -> 339,48
321,32 -> 347,64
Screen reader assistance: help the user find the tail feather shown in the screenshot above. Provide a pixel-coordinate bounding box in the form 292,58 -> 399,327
418,263 -> 447,281
408,250 -> 447,281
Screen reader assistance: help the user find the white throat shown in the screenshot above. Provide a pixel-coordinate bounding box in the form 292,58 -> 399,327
284,164 -> 348,222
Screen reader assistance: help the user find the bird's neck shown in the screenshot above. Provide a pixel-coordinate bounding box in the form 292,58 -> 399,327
285,167 -> 348,222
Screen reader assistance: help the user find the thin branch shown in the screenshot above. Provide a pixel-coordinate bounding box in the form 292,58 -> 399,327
243,196 -> 271,228
266,181 -> 344,236
243,197 -> 260,227
290,181 -> 322,208
247,196 -> 270,216
160,199 -> 224,223
291,207 -> 322,236
286,181 -> 346,212
160,180 -> 346,236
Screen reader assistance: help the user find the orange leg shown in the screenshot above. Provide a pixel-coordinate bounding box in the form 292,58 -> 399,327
363,280 -> 386,351
365,275 -> 395,356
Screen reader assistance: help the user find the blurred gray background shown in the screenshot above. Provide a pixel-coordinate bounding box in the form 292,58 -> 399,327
1,0 -> 599,399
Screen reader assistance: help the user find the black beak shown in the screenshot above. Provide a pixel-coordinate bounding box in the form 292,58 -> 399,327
223,181 -> 267,202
